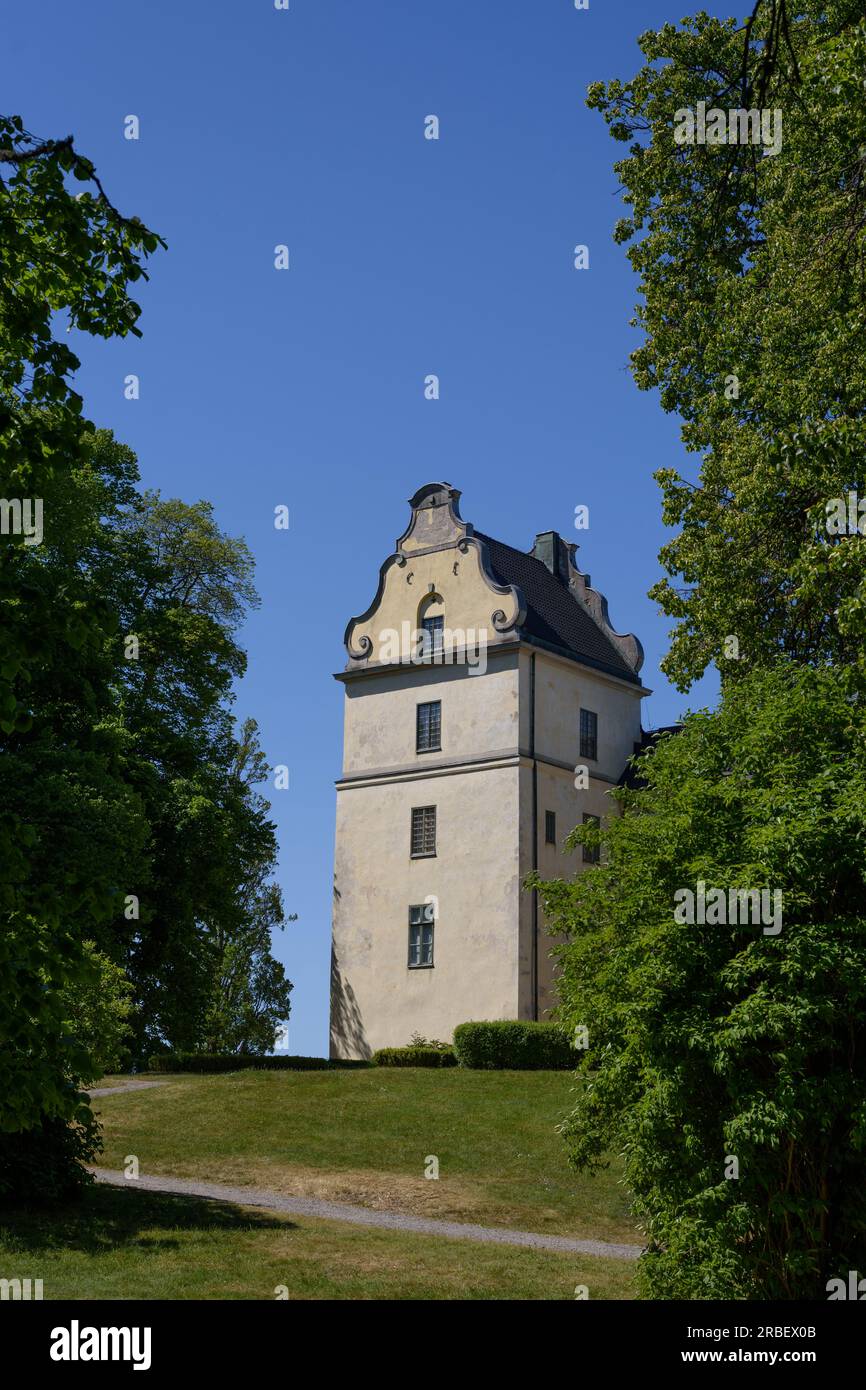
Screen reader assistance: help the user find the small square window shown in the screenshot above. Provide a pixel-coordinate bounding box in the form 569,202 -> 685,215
580,708 -> 598,761
408,904 -> 435,967
416,700 -> 441,753
544,810 -> 556,845
582,813 -> 601,865
411,806 -> 437,857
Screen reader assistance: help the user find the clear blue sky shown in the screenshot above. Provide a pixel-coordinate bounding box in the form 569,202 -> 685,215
12,0 -> 722,1056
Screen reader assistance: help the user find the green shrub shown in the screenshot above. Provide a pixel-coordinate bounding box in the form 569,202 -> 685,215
0,1101 -> 100,1204
452,1020 -> 573,1070
372,1046 -> 457,1068
147,1053 -> 371,1074
408,1031 -> 451,1051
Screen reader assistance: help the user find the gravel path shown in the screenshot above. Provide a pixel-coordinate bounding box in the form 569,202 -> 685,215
88,1080 -> 167,1098
90,1167 -> 642,1261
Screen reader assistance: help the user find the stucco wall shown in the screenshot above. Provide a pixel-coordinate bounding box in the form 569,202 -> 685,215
330,760 -> 521,1057
341,652 -> 520,775
525,646 -> 643,782
516,648 -> 644,1020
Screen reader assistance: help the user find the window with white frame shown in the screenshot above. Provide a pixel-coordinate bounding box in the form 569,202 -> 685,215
408,904 -> 435,967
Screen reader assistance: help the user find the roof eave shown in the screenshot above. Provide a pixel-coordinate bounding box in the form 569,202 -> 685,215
334,631 -> 652,694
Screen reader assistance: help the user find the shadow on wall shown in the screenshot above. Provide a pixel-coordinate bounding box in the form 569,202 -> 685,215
329,944 -> 371,1061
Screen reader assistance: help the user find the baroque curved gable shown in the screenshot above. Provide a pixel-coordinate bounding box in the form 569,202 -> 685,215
343,483 -> 644,682
344,483 -> 525,666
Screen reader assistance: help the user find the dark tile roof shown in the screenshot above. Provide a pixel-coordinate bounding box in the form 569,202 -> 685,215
618,726 -> 683,789
475,531 -> 640,683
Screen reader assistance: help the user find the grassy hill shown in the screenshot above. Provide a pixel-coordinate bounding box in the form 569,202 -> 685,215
94,1068 -> 636,1242
0,1069 -> 640,1300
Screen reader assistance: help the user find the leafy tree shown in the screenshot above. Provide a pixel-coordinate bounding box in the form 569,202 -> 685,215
106,482 -> 288,1056
199,721 -> 294,1055
0,118 -> 161,1151
4,429 -> 291,1062
202,885 -> 294,1056
586,2 -> 866,689
0,118 -> 162,743
536,664 -> 866,1299
60,943 -> 136,1081
537,5 -> 866,1297
0,118 -> 290,1194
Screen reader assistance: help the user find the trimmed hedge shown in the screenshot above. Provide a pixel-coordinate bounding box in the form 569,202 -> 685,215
147,1053 -> 372,1074
452,1020 -> 573,1070
372,1046 -> 457,1068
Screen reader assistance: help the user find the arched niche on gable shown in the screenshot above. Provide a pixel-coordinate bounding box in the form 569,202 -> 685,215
417,590 -> 445,655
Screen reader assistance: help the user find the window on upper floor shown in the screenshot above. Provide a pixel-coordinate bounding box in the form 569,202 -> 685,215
417,591 -> 445,660
545,810 -> 556,845
579,708 -> 598,761
421,614 -> 444,657
408,904 -> 435,967
416,700 -> 441,753
582,812 -> 601,865
411,805 -> 437,857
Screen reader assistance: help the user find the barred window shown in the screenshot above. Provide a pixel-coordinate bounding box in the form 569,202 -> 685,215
545,810 -> 556,845
582,813 -> 601,865
408,904 -> 435,967
411,806 -> 437,857
579,708 -> 598,761
416,700 -> 441,752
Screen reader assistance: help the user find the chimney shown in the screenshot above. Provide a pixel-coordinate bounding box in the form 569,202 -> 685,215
532,530 -> 570,584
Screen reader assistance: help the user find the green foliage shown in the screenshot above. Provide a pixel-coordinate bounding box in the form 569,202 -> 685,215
2,429 -> 292,1064
452,1021 -> 573,1071
372,1046 -> 457,1068
587,3 -> 866,689
408,1031 -> 451,1051
0,1103 -> 100,1204
200,925 -> 293,1057
198,728 -> 294,1057
0,118 -> 162,1144
107,480 -> 289,1058
536,663 -> 866,1299
0,111 -> 288,1193
60,943 -> 136,1082
580,1 -> 866,1298
147,1053 -> 371,1074
0,915 -> 97,1135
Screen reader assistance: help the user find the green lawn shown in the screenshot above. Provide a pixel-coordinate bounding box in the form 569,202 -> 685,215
0,1069 -> 641,1300
0,1184 -> 636,1300
92,1068 -> 637,1243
